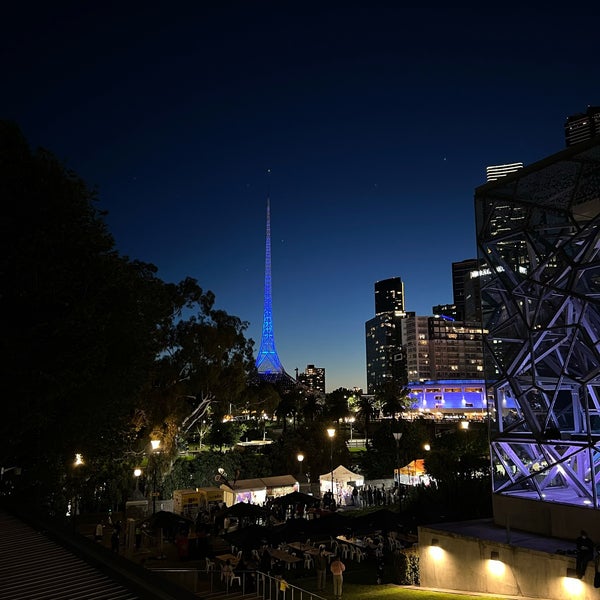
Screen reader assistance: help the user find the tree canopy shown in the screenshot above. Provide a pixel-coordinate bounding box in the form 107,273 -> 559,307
0,122 -> 255,514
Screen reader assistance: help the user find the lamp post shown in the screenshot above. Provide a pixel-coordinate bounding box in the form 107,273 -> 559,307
151,438 -> 161,514
393,432 -> 402,485
327,428 -> 335,505
297,453 -> 304,476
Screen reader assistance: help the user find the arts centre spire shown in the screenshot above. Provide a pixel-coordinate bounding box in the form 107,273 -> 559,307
255,198 -> 287,378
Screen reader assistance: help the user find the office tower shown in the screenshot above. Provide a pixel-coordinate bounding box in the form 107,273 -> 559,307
255,199 -> 287,379
476,136 -> 600,525
296,364 -> 326,395
365,277 -> 407,394
374,276 -> 405,314
564,105 -> 600,146
452,258 -> 483,322
486,162 -> 523,182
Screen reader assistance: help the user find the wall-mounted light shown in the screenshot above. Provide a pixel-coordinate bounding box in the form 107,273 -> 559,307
566,567 -> 578,579
490,550 -> 500,561
431,538 -> 439,547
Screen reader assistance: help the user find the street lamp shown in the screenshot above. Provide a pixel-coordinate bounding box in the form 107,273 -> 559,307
327,428 -> 335,504
133,467 -> 142,498
151,438 -> 161,514
297,453 -> 304,476
393,432 -> 402,485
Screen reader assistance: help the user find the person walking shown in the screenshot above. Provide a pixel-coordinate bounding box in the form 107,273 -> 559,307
315,545 -> 328,592
330,554 -> 345,599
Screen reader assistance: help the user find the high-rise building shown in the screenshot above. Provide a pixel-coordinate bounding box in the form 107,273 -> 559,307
402,313 -> 431,382
486,162 -> 523,181
451,258 -> 483,322
476,135 -> 600,526
255,199 -> 289,382
374,276 -> 405,314
296,364 -> 326,395
365,277 -> 407,393
402,313 -> 485,383
564,105 -> 600,146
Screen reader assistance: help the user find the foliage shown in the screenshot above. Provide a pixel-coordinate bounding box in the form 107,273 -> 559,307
392,547 -> 420,585
325,387 -> 353,422
1,121 -> 173,512
0,122 -> 256,516
374,381 -> 412,419
355,393 -> 376,446
423,423 -> 490,484
205,421 -> 246,452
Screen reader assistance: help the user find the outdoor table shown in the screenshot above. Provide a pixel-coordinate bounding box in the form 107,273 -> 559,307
288,542 -> 334,559
336,535 -> 367,548
268,548 -> 302,565
215,553 -> 240,566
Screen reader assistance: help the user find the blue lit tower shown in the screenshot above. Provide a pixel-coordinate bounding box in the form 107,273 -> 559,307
255,198 -> 285,376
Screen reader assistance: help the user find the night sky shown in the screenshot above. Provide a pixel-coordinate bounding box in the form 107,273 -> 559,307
4,3 -> 599,392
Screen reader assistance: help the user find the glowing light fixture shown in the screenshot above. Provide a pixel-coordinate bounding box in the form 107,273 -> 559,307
431,538 -> 439,547
490,550 -> 500,561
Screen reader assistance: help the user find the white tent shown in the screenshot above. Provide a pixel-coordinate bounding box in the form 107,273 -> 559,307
319,464 -> 364,497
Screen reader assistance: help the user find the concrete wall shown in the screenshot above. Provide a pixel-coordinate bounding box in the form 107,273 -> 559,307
418,526 -> 595,600
492,495 -> 600,541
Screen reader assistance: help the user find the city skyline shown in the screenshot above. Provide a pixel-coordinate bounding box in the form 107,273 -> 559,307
4,4 -> 599,392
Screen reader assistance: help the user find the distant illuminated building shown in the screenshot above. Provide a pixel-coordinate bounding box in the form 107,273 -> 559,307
296,364 -> 326,395
365,277 -> 407,393
486,162 -> 523,181
403,314 -> 485,383
407,380 -> 504,420
564,105 -> 600,146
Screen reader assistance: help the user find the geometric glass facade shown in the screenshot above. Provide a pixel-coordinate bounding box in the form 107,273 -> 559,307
475,138 -> 600,508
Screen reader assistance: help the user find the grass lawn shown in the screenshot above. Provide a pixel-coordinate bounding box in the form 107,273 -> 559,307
279,551 -> 506,600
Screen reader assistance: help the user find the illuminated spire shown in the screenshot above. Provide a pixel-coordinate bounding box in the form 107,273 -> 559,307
255,198 -> 284,375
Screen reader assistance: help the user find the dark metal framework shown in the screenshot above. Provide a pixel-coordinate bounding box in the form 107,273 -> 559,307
476,139 -> 600,508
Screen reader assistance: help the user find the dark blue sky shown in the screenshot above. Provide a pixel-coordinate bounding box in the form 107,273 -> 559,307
4,3 -> 599,391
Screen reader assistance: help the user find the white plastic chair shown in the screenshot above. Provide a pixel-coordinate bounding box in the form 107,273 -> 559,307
304,552 -> 314,569
341,543 -> 351,559
354,548 -> 365,563
205,557 -> 215,572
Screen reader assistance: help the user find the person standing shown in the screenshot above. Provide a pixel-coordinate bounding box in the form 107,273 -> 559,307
315,545 -> 328,592
134,523 -> 142,550
94,522 -> 103,543
110,529 -> 119,553
576,530 -> 595,578
330,554 -> 345,599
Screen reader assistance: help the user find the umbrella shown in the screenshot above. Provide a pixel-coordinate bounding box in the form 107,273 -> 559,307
272,491 -> 321,506
345,508 -> 404,535
145,510 -> 194,531
219,502 -> 270,519
143,511 -> 194,557
222,523 -> 283,549
281,511 -> 350,541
